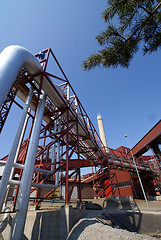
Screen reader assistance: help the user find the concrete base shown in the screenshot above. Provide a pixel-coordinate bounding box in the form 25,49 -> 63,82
104,209 -> 161,235
1,205 -> 85,240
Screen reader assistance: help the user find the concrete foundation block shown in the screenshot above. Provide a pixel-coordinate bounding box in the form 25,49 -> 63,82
1,205 -> 85,240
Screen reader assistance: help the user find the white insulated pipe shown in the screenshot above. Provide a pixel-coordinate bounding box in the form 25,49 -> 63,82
50,117 -> 61,185
97,114 -> 108,151
0,45 -> 41,109
108,157 -> 151,171
0,161 -> 52,175
0,87 -> 33,212
55,118 -> 61,186
13,108 -> 31,165
51,119 -> 57,179
8,179 -> 57,189
10,108 -> 31,181
10,92 -> 46,240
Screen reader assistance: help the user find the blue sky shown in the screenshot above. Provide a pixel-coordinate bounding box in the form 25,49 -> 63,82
0,0 -> 161,157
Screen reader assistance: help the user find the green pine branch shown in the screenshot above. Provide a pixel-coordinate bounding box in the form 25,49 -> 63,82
82,0 -> 161,70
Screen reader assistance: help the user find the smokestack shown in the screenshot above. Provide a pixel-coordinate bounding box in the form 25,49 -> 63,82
97,114 -> 108,152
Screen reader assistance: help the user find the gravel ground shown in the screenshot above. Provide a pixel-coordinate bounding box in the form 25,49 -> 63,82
68,220 -> 158,240
67,218 -> 158,240
67,199 -> 161,240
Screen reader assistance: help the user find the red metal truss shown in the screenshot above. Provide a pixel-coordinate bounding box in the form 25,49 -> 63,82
0,47 -> 109,208
0,69 -> 27,133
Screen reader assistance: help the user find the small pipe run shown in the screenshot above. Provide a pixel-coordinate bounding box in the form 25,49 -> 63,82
10,92 -> 46,240
8,179 -> 58,189
0,161 -> 52,175
0,87 -> 33,212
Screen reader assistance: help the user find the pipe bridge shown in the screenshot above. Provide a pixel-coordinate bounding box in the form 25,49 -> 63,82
0,46 -> 158,239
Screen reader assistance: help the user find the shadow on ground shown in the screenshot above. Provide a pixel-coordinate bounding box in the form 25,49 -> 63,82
68,197 -> 161,239
67,218 -> 98,240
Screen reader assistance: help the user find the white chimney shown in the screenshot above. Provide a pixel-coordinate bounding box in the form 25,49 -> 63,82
97,114 -> 108,152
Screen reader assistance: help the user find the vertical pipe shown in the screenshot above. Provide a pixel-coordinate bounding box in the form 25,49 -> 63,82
10,108 -> 31,180
77,120 -> 82,202
35,122 -> 47,206
60,145 -> 63,198
0,87 -> 33,212
75,97 -> 78,114
15,108 -> 31,161
51,119 -> 57,179
67,84 -> 70,101
65,109 -> 69,204
55,117 -> 61,186
10,92 -> 46,240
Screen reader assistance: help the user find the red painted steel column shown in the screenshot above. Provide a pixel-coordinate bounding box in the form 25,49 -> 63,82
65,107 -> 69,204
77,120 -> 82,203
92,166 -> 96,198
35,125 -> 47,207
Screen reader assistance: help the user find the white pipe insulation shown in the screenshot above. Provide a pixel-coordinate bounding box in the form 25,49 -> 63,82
55,117 -> 61,186
0,45 -> 41,109
0,87 -> 33,212
0,161 -> 53,175
51,119 -> 57,180
8,179 -> 58,189
10,92 -> 46,240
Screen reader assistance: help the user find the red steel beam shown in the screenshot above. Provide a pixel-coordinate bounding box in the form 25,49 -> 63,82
132,120 -> 161,157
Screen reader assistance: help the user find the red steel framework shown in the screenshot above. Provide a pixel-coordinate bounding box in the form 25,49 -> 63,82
0,48 -> 109,208
0,48 -> 161,208
0,69 -> 27,133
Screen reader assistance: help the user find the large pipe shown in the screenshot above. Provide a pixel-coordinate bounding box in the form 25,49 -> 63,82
10,92 -> 46,240
0,87 -> 33,212
0,45 -> 41,109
